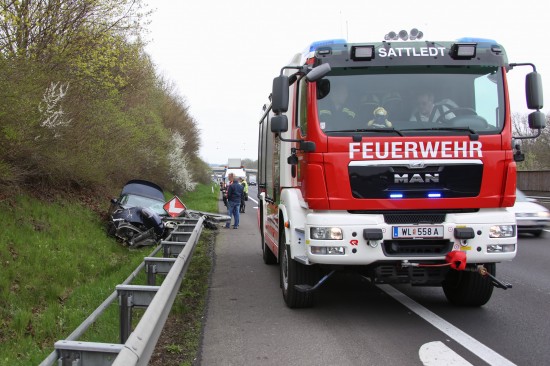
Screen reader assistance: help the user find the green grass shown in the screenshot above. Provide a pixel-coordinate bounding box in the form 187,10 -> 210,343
171,182 -> 220,213
0,183 -> 219,365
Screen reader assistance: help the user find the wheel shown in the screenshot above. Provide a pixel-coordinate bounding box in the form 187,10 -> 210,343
280,230 -> 316,308
442,263 -> 495,306
532,230 -> 543,238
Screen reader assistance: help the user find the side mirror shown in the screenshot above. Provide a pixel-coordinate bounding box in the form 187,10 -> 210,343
272,75 -> 289,113
317,79 -> 331,100
271,114 -> 288,133
528,111 -> 546,129
526,71 -> 544,110
111,198 -> 118,204
306,63 -> 331,82
299,141 -> 316,152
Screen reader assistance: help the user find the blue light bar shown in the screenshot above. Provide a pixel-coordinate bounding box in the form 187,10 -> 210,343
390,193 -> 403,198
309,39 -> 347,52
428,193 -> 442,198
456,37 -> 497,43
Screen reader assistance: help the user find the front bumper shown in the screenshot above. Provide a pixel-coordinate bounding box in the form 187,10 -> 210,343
299,209 -> 516,265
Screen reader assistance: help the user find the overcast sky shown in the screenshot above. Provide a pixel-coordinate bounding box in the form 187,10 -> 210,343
145,0 -> 550,165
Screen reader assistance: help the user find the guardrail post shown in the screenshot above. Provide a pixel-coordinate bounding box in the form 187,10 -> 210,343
162,241 -> 187,257
116,285 -> 160,344
54,341 -> 123,366
144,258 -> 176,286
119,292 -> 132,344
146,264 -> 157,286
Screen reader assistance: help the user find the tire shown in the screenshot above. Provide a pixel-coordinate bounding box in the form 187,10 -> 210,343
532,230 -> 543,238
280,231 -> 316,308
442,263 -> 495,307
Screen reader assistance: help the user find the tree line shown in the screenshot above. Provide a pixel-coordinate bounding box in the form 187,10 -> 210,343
512,112 -> 550,170
0,0 -> 210,196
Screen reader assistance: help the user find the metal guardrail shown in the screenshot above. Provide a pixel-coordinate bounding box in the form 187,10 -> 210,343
528,195 -> 550,202
39,216 -> 205,366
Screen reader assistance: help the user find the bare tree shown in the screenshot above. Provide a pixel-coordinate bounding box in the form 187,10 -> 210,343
0,0 -> 149,61
513,112 -> 550,170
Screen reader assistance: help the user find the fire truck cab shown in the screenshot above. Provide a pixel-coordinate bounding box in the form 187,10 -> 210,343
257,34 -> 544,308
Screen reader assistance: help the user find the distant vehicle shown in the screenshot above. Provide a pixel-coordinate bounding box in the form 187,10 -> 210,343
249,174 -> 257,186
227,158 -> 242,168
223,158 -> 246,185
508,189 -> 550,237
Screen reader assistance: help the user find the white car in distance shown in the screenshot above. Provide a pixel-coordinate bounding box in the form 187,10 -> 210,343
509,189 -> 550,237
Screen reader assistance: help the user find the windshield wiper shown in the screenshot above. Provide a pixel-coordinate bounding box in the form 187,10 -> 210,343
402,127 -> 479,140
330,128 -> 404,137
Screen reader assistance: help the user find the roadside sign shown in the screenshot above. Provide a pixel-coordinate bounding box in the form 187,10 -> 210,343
163,196 -> 186,217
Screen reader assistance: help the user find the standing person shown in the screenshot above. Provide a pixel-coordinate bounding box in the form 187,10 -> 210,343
239,177 -> 248,213
225,173 -> 244,229
220,181 -> 228,207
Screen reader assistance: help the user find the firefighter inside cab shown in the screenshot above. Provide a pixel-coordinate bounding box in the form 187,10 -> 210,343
318,81 -> 356,130
410,90 -> 457,123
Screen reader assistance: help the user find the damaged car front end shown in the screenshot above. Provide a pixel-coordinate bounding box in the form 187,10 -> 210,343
108,180 -> 169,247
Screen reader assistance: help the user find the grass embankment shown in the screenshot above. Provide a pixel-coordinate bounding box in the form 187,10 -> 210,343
0,183 -> 220,365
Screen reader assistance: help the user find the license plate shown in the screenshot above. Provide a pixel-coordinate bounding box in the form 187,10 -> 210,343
392,225 -> 444,239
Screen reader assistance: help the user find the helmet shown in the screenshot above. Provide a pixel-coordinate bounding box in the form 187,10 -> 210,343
361,93 -> 380,115
382,92 -> 403,119
361,93 -> 380,106
382,92 -> 402,106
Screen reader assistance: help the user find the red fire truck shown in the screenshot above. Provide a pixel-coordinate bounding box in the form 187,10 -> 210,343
257,32 -> 545,308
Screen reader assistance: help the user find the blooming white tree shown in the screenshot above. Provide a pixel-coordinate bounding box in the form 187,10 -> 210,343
168,131 -> 196,191
38,82 -> 72,136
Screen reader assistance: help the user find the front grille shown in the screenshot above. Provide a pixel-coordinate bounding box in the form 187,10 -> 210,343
349,163 -> 483,199
383,239 -> 452,256
384,213 -> 446,224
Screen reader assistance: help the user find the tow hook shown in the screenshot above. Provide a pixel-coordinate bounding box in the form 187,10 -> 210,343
400,253 -> 513,290
472,265 -> 513,290
294,270 -> 336,293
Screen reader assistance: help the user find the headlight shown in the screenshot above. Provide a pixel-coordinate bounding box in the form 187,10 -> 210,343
537,211 -> 550,218
310,227 -> 343,240
310,246 -> 345,255
489,225 -> 516,238
487,244 -> 516,253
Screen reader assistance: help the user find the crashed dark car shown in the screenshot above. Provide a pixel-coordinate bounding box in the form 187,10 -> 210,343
107,180 -> 168,247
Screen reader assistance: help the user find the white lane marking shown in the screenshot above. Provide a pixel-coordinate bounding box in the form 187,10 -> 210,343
377,284 -> 516,366
419,341 -> 472,366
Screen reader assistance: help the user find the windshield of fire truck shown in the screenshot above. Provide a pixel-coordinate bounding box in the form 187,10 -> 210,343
316,66 -> 504,135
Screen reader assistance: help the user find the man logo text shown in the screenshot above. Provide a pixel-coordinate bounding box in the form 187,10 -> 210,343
394,173 -> 439,184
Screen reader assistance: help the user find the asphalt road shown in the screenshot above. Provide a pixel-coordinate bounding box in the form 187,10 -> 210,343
198,186 -> 550,366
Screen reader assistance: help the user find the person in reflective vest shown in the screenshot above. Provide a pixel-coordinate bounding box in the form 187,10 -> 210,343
239,177 -> 248,213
